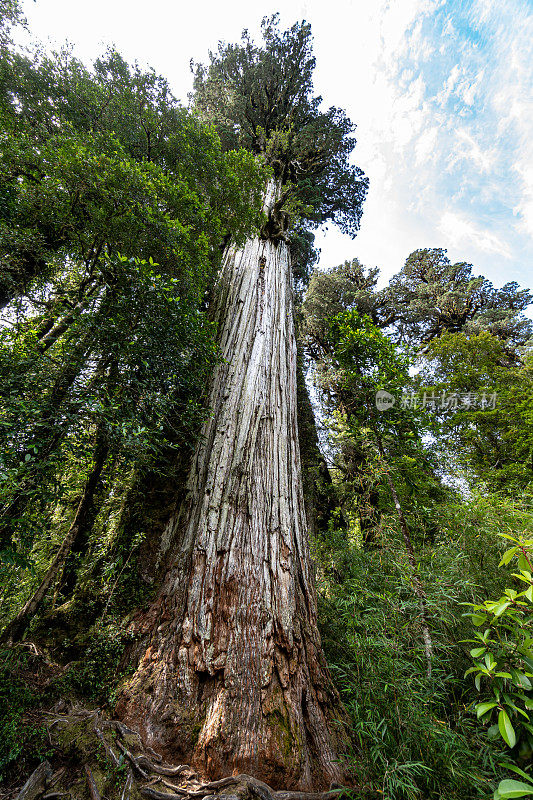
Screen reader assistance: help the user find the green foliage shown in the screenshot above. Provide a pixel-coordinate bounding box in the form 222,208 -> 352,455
303,259 -> 384,339
304,251 -> 533,797
464,536 -> 533,799
0,43 -> 264,304
423,333 -> 533,492
0,0 -> 22,46
316,514 -> 500,799
304,249 -> 532,351
0,646 -> 52,780
0,254 -> 218,562
302,299 -> 447,545
60,621 -> 134,704
386,249 -> 533,348
0,647 -> 36,773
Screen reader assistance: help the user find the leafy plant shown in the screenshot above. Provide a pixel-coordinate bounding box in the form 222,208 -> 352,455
464,535 -> 533,798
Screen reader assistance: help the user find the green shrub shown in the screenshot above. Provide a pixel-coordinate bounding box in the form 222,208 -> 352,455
464,534 -> 533,799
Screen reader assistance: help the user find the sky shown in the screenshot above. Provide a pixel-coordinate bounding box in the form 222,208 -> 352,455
16,0 -> 533,291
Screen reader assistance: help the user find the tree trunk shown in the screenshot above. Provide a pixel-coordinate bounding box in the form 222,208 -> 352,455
116,182 -> 347,790
295,350 -> 338,541
0,425 -> 109,644
372,429 -> 434,677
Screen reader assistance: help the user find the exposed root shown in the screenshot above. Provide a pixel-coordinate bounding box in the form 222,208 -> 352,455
84,766 -> 101,800
14,761 -> 52,800
8,708 -> 353,800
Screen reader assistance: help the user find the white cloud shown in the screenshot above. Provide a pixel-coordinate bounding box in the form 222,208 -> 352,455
514,165 -> 533,237
447,129 -> 495,174
460,69 -> 484,105
414,126 -> 439,163
439,211 -> 512,258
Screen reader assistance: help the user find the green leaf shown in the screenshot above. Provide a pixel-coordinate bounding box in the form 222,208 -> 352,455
476,701 -> 498,718
499,709 -> 517,748
471,647 -> 487,658
513,573 -> 532,584
494,601 -> 512,618
497,779 -> 533,798
512,671 -> 532,690
499,763 -> 533,782
486,653 -> 497,669
501,547 -> 519,566
518,554 -> 531,571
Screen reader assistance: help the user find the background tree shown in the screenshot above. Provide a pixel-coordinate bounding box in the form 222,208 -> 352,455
304,249 -> 532,350
421,332 -> 533,492
386,248 -> 533,349
300,253 -> 533,798
0,45 -> 262,305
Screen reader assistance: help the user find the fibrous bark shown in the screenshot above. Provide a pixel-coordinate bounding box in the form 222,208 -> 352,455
116,183 -> 347,790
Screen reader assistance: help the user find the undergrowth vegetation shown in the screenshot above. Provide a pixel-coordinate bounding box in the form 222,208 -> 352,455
315,499 -> 528,799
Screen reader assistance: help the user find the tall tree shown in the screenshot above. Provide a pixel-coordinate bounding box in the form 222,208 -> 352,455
422,331 -> 533,493
0,46 -> 261,306
385,248 -> 533,349
116,17 -> 367,790
304,250 -> 533,352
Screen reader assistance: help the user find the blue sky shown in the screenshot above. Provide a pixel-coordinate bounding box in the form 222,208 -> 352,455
309,0 -> 533,291
17,0 -> 533,293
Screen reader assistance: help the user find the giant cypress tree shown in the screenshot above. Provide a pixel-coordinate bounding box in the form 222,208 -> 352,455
117,17 -> 367,789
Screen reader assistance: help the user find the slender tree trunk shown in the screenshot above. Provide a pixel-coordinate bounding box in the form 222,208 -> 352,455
0,425 -> 109,644
373,432 -> 434,677
0,336 -> 94,551
116,182 -> 347,790
36,285 -> 100,353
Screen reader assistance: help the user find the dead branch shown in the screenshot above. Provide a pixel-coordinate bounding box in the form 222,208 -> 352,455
15,761 -> 53,800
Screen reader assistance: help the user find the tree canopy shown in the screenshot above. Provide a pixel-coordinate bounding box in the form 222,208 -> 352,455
0,45 -> 264,305
191,14 -> 368,245
304,249 -> 533,351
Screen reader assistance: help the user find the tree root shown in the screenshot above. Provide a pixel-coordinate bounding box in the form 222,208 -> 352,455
84,766 -> 101,800
8,707 -> 352,800
14,761 -> 52,800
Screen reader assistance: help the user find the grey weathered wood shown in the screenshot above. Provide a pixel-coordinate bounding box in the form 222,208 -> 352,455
15,760 -> 53,800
